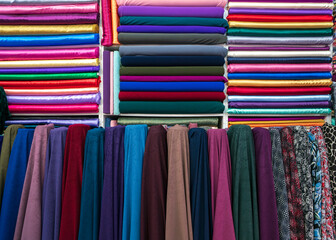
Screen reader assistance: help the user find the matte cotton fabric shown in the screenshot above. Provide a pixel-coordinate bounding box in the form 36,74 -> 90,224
120,82 -> 224,91
121,56 -> 225,66
0,72 -> 98,80
228,79 -> 332,87
228,51 -> 331,58
117,117 -> 219,127
120,66 -> 224,76
119,92 -> 225,101
229,21 -> 332,29
228,64 -> 332,73
227,108 -> 331,115
228,72 -> 332,80
227,57 -> 331,64
227,28 -> 332,37
228,8 -> 332,15
227,36 -> 333,45
113,51 -> 120,115
118,25 -> 226,34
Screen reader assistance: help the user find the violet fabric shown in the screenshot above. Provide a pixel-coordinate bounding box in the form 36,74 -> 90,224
117,25 -> 226,34
5,119 -> 99,127
229,117 -> 325,122
103,51 -> 110,113
229,101 -> 330,109
120,76 -> 227,82
0,66 -> 99,74
228,8 -> 332,15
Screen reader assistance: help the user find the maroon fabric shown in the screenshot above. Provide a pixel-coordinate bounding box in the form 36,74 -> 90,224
119,92 -> 225,101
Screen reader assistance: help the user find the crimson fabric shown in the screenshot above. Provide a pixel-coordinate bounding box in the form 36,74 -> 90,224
227,87 -> 331,96
227,14 -> 332,22
119,92 -> 225,101
8,104 -> 99,113
0,78 -> 100,88
59,124 -> 91,240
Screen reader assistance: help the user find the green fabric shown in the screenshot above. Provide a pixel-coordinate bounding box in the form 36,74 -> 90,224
332,118 -> 335,125
119,101 -> 224,114
228,28 -> 333,37
0,72 -> 98,81
0,87 -> 10,134
120,66 -> 224,76
0,124 -> 24,210
227,125 -> 259,240
227,108 -> 331,115
120,16 -> 228,28
117,117 -> 219,127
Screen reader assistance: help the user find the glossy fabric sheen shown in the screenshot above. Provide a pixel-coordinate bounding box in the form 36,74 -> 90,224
228,72 -> 332,80
228,50 -> 331,57
227,2 -> 333,9
116,0 -> 227,7
229,101 -> 330,108
117,117 -> 219,126
8,104 -> 99,113
228,95 -> 331,102
120,82 -> 224,91
0,72 -> 98,80
5,119 -> 99,127
5,87 -> 99,95
0,78 -> 100,88
0,59 -> 98,68
120,76 -> 226,82
227,14 -> 332,22
228,64 -> 332,73
120,66 -> 224,76
230,123 -> 324,127
7,93 -> 101,104
0,66 -> 99,74
119,92 -> 225,101
101,0 -> 112,46
227,87 -> 331,95
117,26 -> 226,34
229,46 -> 330,51
227,57 -> 331,64
121,56 -> 224,66
229,21 -> 332,29
227,79 -> 332,87
227,28 -> 333,37
228,116 -> 325,121
227,36 -> 333,45
229,8 -> 332,15
227,108 -> 331,115
0,0 -> 98,4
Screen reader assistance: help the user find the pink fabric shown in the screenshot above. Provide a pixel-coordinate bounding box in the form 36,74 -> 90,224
14,124 -> 54,240
110,120 -> 118,127
228,63 -> 332,73
101,0 -> 112,46
116,0 -> 227,6
9,104 -> 99,113
5,87 -> 99,96
188,123 -> 198,129
207,129 -> 235,240
120,76 -> 227,82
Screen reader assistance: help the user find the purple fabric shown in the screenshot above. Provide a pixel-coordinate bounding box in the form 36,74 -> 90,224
229,46 -> 330,51
118,6 -> 224,18
333,75 -> 336,82
117,25 -> 226,34
7,93 -> 101,105
228,116 -> 325,122
99,126 -> 125,240
120,76 -> 227,82
229,101 -> 330,109
228,8 -> 333,15
252,128 -> 280,240
41,127 -> 68,240
103,51 -> 110,114
230,0 -> 331,2
0,66 -> 99,74
5,119 -> 99,127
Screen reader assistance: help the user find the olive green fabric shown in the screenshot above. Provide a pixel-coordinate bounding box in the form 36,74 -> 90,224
0,87 -> 10,134
0,72 -> 98,81
120,66 -> 224,76
117,117 -> 219,127
228,28 -> 333,37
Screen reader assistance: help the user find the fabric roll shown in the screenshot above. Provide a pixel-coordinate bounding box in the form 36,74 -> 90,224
110,52 -> 114,114
140,125 -> 167,240
78,128 -> 105,240
99,126 -> 125,240
227,125 -> 259,240
112,0 -> 119,45
228,95 -> 331,102
8,104 -> 99,113
118,6 -> 224,17
227,14 -> 332,22
120,66 -> 224,76
5,87 -> 99,96
119,101 -> 224,114
228,51 -> 331,58
229,101 -> 330,109
228,8 -> 332,15
227,87 -> 331,96
228,72 -> 332,80
230,120 -> 325,126
117,117 -> 219,127
103,51 -> 110,113
227,57 -> 332,64
59,124 -> 91,240
231,123 -> 324,128
120,82 -> 224,92
121,56 -> 224,66
113,51 -> 120,115
118,33 -> 227,45
101,0 -> 112,46
116,0 -> 227,7
0,129 -> 34,240
14,124 -> 54,240
119,92 -> 225,101
227,108 -> 331,115
119,45 -> 227,56
166,125 -> 192,240
228,79 -> 332,87
229,21 -> 332,29
0,59 -> 98,68
0,72 -> 98,80
228,63 -> 331,73
188,128 -> 212,240
122,125 -> 147,240
229,0 -> 332,2
0,34 -> 99,47
5,119 -> 99,127
0,66 -> 99,74
1,78 -> 100,88
229,116 -> 324,122
0,87 -> 9,134
41,127 -> 67,240
120,76 -> 226,82
229,28 -> 332,37
227,2 -> 333,9
227,36 -> 333,45
118,25 -> 226,34
229,46 -> 330,51
0,0 -> 98,3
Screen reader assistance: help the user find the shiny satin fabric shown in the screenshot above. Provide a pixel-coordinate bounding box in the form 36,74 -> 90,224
120,66 -> 224,76
0,66 -> 99,74
227,36 -> 333,45
228,63 -> 332,73
228,50 -> 331,57
0,24 -> 98,35
5,119 -> 99,127
229,21 -> 333,29
227,108 -> 332,115
5,87 -> 99,95
228,72 -> 332,80
0,78 -> 100,88
228,116 -> 325,122
117,117 -> 219,126
229,0 -> 332,2
227,14 -> 333,22
227,2 -> 333,9
120,82 -> 224,91
117,25 -> 226,34
229,45 -> 330,51
227,28 -> 333,37
112,0 -> 120,45
8,104 -> 99,113
0,59 -> 98,68
227,79 -> 332,87
228,8 -> 332,15
120,76 -> 227,82
227,57 -> 332,64
227,87 -> 331,96
228,95 -> 331,102
0,0 -> 98,4
228,101 -> 330,108
101,0 -> 112,46
117,0 -> 227,7
229,122 -> 324,127
0,72 -> 98,80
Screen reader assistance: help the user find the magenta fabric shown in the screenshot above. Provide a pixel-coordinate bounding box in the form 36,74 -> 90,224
228,116 -> 325,122
228,63 -> 332,73
101,0 -> 112,46
229,0 -> 331,2
120,76 -> 227,82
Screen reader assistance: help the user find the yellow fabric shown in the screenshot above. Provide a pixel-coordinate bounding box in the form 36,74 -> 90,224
0,24 -> 99,35
111,0 -> 120,44
0,59 -> 99,68
229,21 -> 333,29
227,79 -> 332,87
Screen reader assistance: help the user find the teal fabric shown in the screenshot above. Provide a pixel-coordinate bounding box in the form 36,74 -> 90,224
114,51 -> 120,115
78,128 -> 105,240
227,108 -> 331,115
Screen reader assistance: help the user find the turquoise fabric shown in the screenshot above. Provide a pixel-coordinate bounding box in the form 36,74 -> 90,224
114,51 -> 121,115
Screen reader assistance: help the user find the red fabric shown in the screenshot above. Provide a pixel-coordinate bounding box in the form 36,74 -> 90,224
59,124 -> 91,240
119,91 -> 225,101
8,104 -> 99,113
227,87 -> 331,96
227,14 -> 333,22
0,78 -> 100,88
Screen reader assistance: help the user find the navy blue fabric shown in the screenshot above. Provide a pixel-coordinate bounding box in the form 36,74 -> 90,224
228,72 -> 332,80
227,57 -> 332,64
121,56 -> 225,66
120,82 -> 224,92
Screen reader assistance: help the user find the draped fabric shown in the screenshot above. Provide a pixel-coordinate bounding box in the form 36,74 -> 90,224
0,136 -> 3,155
41,127 -> 67,240
14,124 -> 54,240
188,128 -> 212,240
207,129 -> 235,240
227,125 -> 259,240
99,126 -> 125,240
122,125 -> 147,240
78,128 -> 105,240
166,125 -> 193,240
59,124 -> 91,240
269,128 -> 290,240
0,87 -> 10,134
140,125 -> 167,240
280,127 -> 305,240
252,128 -> 279,240
0,129 -> 34,240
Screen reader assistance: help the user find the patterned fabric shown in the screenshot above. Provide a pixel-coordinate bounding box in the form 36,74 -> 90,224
270,128 -> 290,240
310,126 -> 336,240
280,127 -> 305,240
308,132 -> 322,240
293,126 -> 314,240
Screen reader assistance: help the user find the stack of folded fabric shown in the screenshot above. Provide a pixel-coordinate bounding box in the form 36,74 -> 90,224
0,1 -> 100,116
102,0 -> 119,45
227,0 -> 333,127
118,45 -> 226,114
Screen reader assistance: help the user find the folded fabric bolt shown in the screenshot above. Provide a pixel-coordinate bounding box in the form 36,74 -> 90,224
120,66 -> 224,76
0,59 -> 99,68
121,56 -> 224,66
228,72 -> 332,80
227,79 -> 332,87
0,34 -> 99,47
227,108 -> 331,115
228,101 -> 330,108
119,101 -> 224,114
227,2 -> 333,9
120,76 -> 226,82
7,93 -> 101,104
229,120 -> 325,125
228,63 -> 332,73
116,0 -> 227,7
227,36 -> 333,45
0,0 -> 98,4
120,82 -> 224,91
228,116 -> 325,121
0,66 -> 99,74
229,21 -> 333,29
229,0 -> 332,2
227,57 -> 332,64
5,87 -> 99,95
227,87 -> 331,95
0,78 -> 100,88
0,72 -> 98,80
228,8 -> 332,15
8,104 -> 99,113
227,14 -> 333,22
119,91 -> 225,101
228,50 -> 331,57
229,46 -> 330,51
117,117 -> 219,126
119,45 -> 227,56
229,123 -> 324,127
227,28 -> 333,37
117,25 -> 226,34
118,6 -> 224,18
228,95 -> 331,102
5,119 -> 99,127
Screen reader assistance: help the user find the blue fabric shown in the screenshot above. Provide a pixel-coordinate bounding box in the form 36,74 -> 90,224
228,95 -> 331,102
227,57 -> 332,64
228,72 -> 332,80
0,136 -> 3,155
120,82 -> 224,92
0,34 -> 99,47
0,129 -> 34,240
114,51 -> 120,115
122,125 -> 147,240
